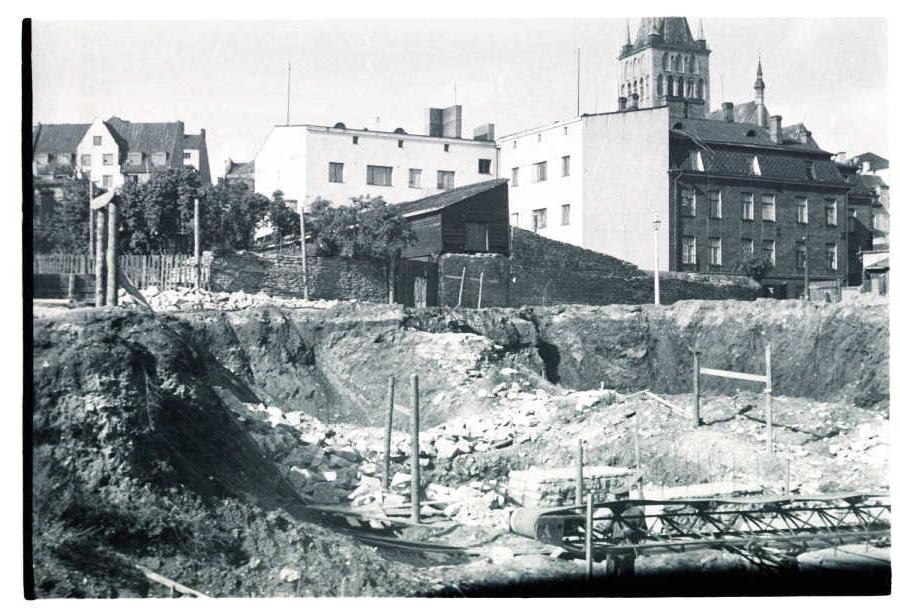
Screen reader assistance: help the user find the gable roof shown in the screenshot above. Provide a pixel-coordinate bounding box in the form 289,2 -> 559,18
707,100 -> 768,126
391,178 -> 507,217
105,116 -> 183,157
32,123 -> 90,155
183,133 -> 204,149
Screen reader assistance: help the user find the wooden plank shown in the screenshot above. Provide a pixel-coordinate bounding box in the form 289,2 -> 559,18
132,562 -> 209,598
699,367 -> 767,384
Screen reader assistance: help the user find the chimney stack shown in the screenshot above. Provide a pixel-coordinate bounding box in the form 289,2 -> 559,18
630,93 -> 639,110
473,123 -> 495,142
768,115 -> 782,144
721,102 -> 734,123
618,96 -> 627,112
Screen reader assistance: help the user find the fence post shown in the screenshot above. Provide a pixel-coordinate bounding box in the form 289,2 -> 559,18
575,439 -> 584,506
94,209 -> 107,307
67,273 -> 75,301
585,493 -> 594,580
692,347 -> 701,427
106,199 -> 118,306
382,376 -> 395,493
194,197 -> 201,291
633,410 -> 643,497
410,374 -> 420,524
477,271 -> 484,309
456,266 -> 466,308
765,343 -> 773,454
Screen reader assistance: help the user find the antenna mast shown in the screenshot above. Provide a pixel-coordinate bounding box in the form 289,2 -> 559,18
575,48 -> 581,117
286,62 -> 292,125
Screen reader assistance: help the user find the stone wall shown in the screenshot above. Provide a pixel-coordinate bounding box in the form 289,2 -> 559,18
508,465 -> 635,507
209,251 -> 388,303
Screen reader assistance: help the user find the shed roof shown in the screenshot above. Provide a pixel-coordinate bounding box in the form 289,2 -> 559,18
392,178 -> 508,218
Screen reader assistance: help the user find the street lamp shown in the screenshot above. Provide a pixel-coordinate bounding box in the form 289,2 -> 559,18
653,216 -> 661,305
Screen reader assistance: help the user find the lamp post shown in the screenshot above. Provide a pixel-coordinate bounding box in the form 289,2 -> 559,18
653,216 -> 661,305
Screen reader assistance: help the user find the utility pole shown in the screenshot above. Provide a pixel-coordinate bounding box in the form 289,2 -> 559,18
286,62 -> 291,126
575,48 -> 581,117
94,208 -> 107,307
194,197 -> 201,291
88,181 -> 95,257
299,202 -> 308,300
106,196 -> 118,305
653,216 -> 661,305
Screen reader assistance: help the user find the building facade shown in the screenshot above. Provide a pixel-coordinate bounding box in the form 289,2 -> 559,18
253,106 -> 498,210
499,16 -> 852,297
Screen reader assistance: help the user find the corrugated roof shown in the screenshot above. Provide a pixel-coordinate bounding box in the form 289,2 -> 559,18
32,123 -> 89,155
391,178 -> 507,217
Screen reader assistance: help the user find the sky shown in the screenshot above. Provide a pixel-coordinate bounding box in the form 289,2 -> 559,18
30,18 -> 888,180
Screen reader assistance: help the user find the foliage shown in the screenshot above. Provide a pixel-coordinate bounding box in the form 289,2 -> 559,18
266,190 -> 303,245
733,254 -> 773,282
33,176 -> 92,254
306,195 -> 415,260
117,168 -> 203,253
197,181 -> 270,251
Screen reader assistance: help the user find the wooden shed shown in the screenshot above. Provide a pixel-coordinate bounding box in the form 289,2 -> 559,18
392,178 -> 510,261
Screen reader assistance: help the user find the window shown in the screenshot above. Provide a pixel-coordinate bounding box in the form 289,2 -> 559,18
436,170 -> 455,190
511,167 -> 519,187
366,165 -> 393,186
741,238 -> 755,259
561,204 -> 571,226
478,159 -> 492,175
795,242 -> 807,271
763,240 -> 776,266
397,139 -> 404,148
152,152 -> 167,166
740,192 -> 754,220
826,243 -> 837,271
512,140 -> 517,149
825,199 -> 837,226
708,238 -> 722,266
36,154 -> 48,165
408,168 -> 422,189
751,156 -> 762,176
128,152 -> 142,165
81,154 -> 91,167
690,150 -> 704,171
57,154 -> 71,165
443,144 -> 450,152
805,161 -> 817,180
464,222 -> 489,252
102,154 -> 114,166
681,236 -> 696,265
532,161 -> 547,183
102,175 -> 112,188
93,135 -> 102,146
537,133 -> 542,143
352,136 -> 359,145
563,126 -> 568,135
796,197 -> 808,224
532,208 -> 547,231
511,212 -> 519,227
183,151 -> 192,160
328,162 -> 344,183
761,193 -> 776,221
561,155 -> 571,177
708,190 -> 722,218
680,188 -> 696,216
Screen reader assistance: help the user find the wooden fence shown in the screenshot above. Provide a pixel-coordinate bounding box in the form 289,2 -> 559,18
33,254 -> 211,291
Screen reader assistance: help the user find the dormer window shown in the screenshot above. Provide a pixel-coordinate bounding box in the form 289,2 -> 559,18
751,156 -> 761,176
746,130 -> 757,137
35,154 -> 48,165
690,150 -> 705,171
805,161 -> 817,180
128,152 -> 143,165
152,152 -> 167,166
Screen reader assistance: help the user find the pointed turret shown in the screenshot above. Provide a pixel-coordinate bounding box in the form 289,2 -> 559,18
754,57 -> 767,126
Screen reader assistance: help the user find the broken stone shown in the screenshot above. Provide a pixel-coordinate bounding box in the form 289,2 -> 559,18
279,567 -> 301,583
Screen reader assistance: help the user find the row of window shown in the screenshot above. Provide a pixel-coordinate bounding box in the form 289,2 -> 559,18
510,204 -> 572,231
329,162 -> 480,190
36,151 -> 173,167
507,126 -> 570,151
680,189 -> 838,225
510,156 -> 571,186
680,236 -> 838,271
347,134 -> 461,152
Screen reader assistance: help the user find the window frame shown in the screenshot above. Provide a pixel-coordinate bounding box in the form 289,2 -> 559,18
708,189 -> 722,218
102,153 -> 115,167
464,222 -> 490,252
151,152 -> 167,167
680,187 -> 696,217
478,158 -> 492,175
328,161 -> 344,184
93,135 -> 102,146
795,196 -> 809,224
532,161 -> 548,183
561,155 -> 571,177
366,164 -> 393,187
681,236 -> 697,265
561,204 -> 571,226
795,242 -> 807,271
436,170 -> 455,190
80,154 -> 91,167
408,168 -> 423,189
741,192 -> 754,221
708,237 -> 722,266
761,193 -> 776,222
531,208 -> 547,231
826,242 -> 837,271
763,240 -> 776,266
511,167 -> 519,187
128,152 -> 143,165
825,198 -> 838,226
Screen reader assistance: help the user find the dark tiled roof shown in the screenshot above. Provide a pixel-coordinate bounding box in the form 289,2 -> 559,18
105,116 -> 182,159
858,174 -> 888,190
226,160 -> 254,176
781,123 -> 820,149
672,117 -> 823,151
707,101 -> 768,126
676,147 -> 846,185
634,17 -> 696,48
32,123 -> 89,155
391,178 -> 507,217
852,152 -> 889,172
183,133 -> 204,149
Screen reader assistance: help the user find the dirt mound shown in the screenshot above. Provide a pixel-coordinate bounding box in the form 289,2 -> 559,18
30,309 -> 436,598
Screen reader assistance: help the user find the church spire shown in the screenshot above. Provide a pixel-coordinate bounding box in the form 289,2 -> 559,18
697,18 -> 705,40
625,19 -> 632,46
754,56 -> 767,126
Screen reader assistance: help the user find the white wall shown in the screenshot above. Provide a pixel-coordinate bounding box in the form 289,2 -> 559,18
498,118 -> 584,245
255,125 -> 498,211
582,107 -> 671,270
76,119 -> 123,190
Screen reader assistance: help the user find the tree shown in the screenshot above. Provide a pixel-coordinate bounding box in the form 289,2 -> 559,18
117,168 -> 203,253
306,195 -> 415,302
733,254 -> 773,283
33,176 -> 91,254
266,191 -> 303,247
198,181 -> 269,251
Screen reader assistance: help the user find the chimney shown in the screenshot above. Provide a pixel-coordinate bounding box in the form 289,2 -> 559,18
473,123 -> 495,142
629,93 -> 639,110
427,108 -> 443,137
618,96 -> 628,112
721,102 -> 734,123
200,128 -> 206,140
768,115 -> 782,144
443,105 -> 462,139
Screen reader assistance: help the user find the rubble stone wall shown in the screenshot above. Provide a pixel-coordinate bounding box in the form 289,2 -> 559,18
209,251 -> 388,303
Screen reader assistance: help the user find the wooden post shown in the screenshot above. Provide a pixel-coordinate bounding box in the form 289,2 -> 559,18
585,493 -> 594,580
382,376 -> 395,492
477,271 -> 484,309
94,208 -> 107,307
67,273 -> 75,301
692,347 -> 701,427
456,266 -> 466,307
300,204 -> 309,300
633,410 -> 643,497
410,374 -> 420,524
575,439 -> 584,506
194,197 -> 201,291
88,182 -> 95,257
765,343 -> 773,454
785,458 -> 791,495
106,198 -> 118,306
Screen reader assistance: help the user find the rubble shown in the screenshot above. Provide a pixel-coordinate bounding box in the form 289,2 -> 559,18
118,286 -> 339,312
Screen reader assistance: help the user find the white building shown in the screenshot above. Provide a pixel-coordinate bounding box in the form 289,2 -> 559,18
254,107 -> 498,209
498,106 -> 671,271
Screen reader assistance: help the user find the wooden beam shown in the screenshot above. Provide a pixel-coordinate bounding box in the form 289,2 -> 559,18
699,367 -> 767,384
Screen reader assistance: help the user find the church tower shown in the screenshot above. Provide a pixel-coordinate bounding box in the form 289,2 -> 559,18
617,17 -> 711,116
